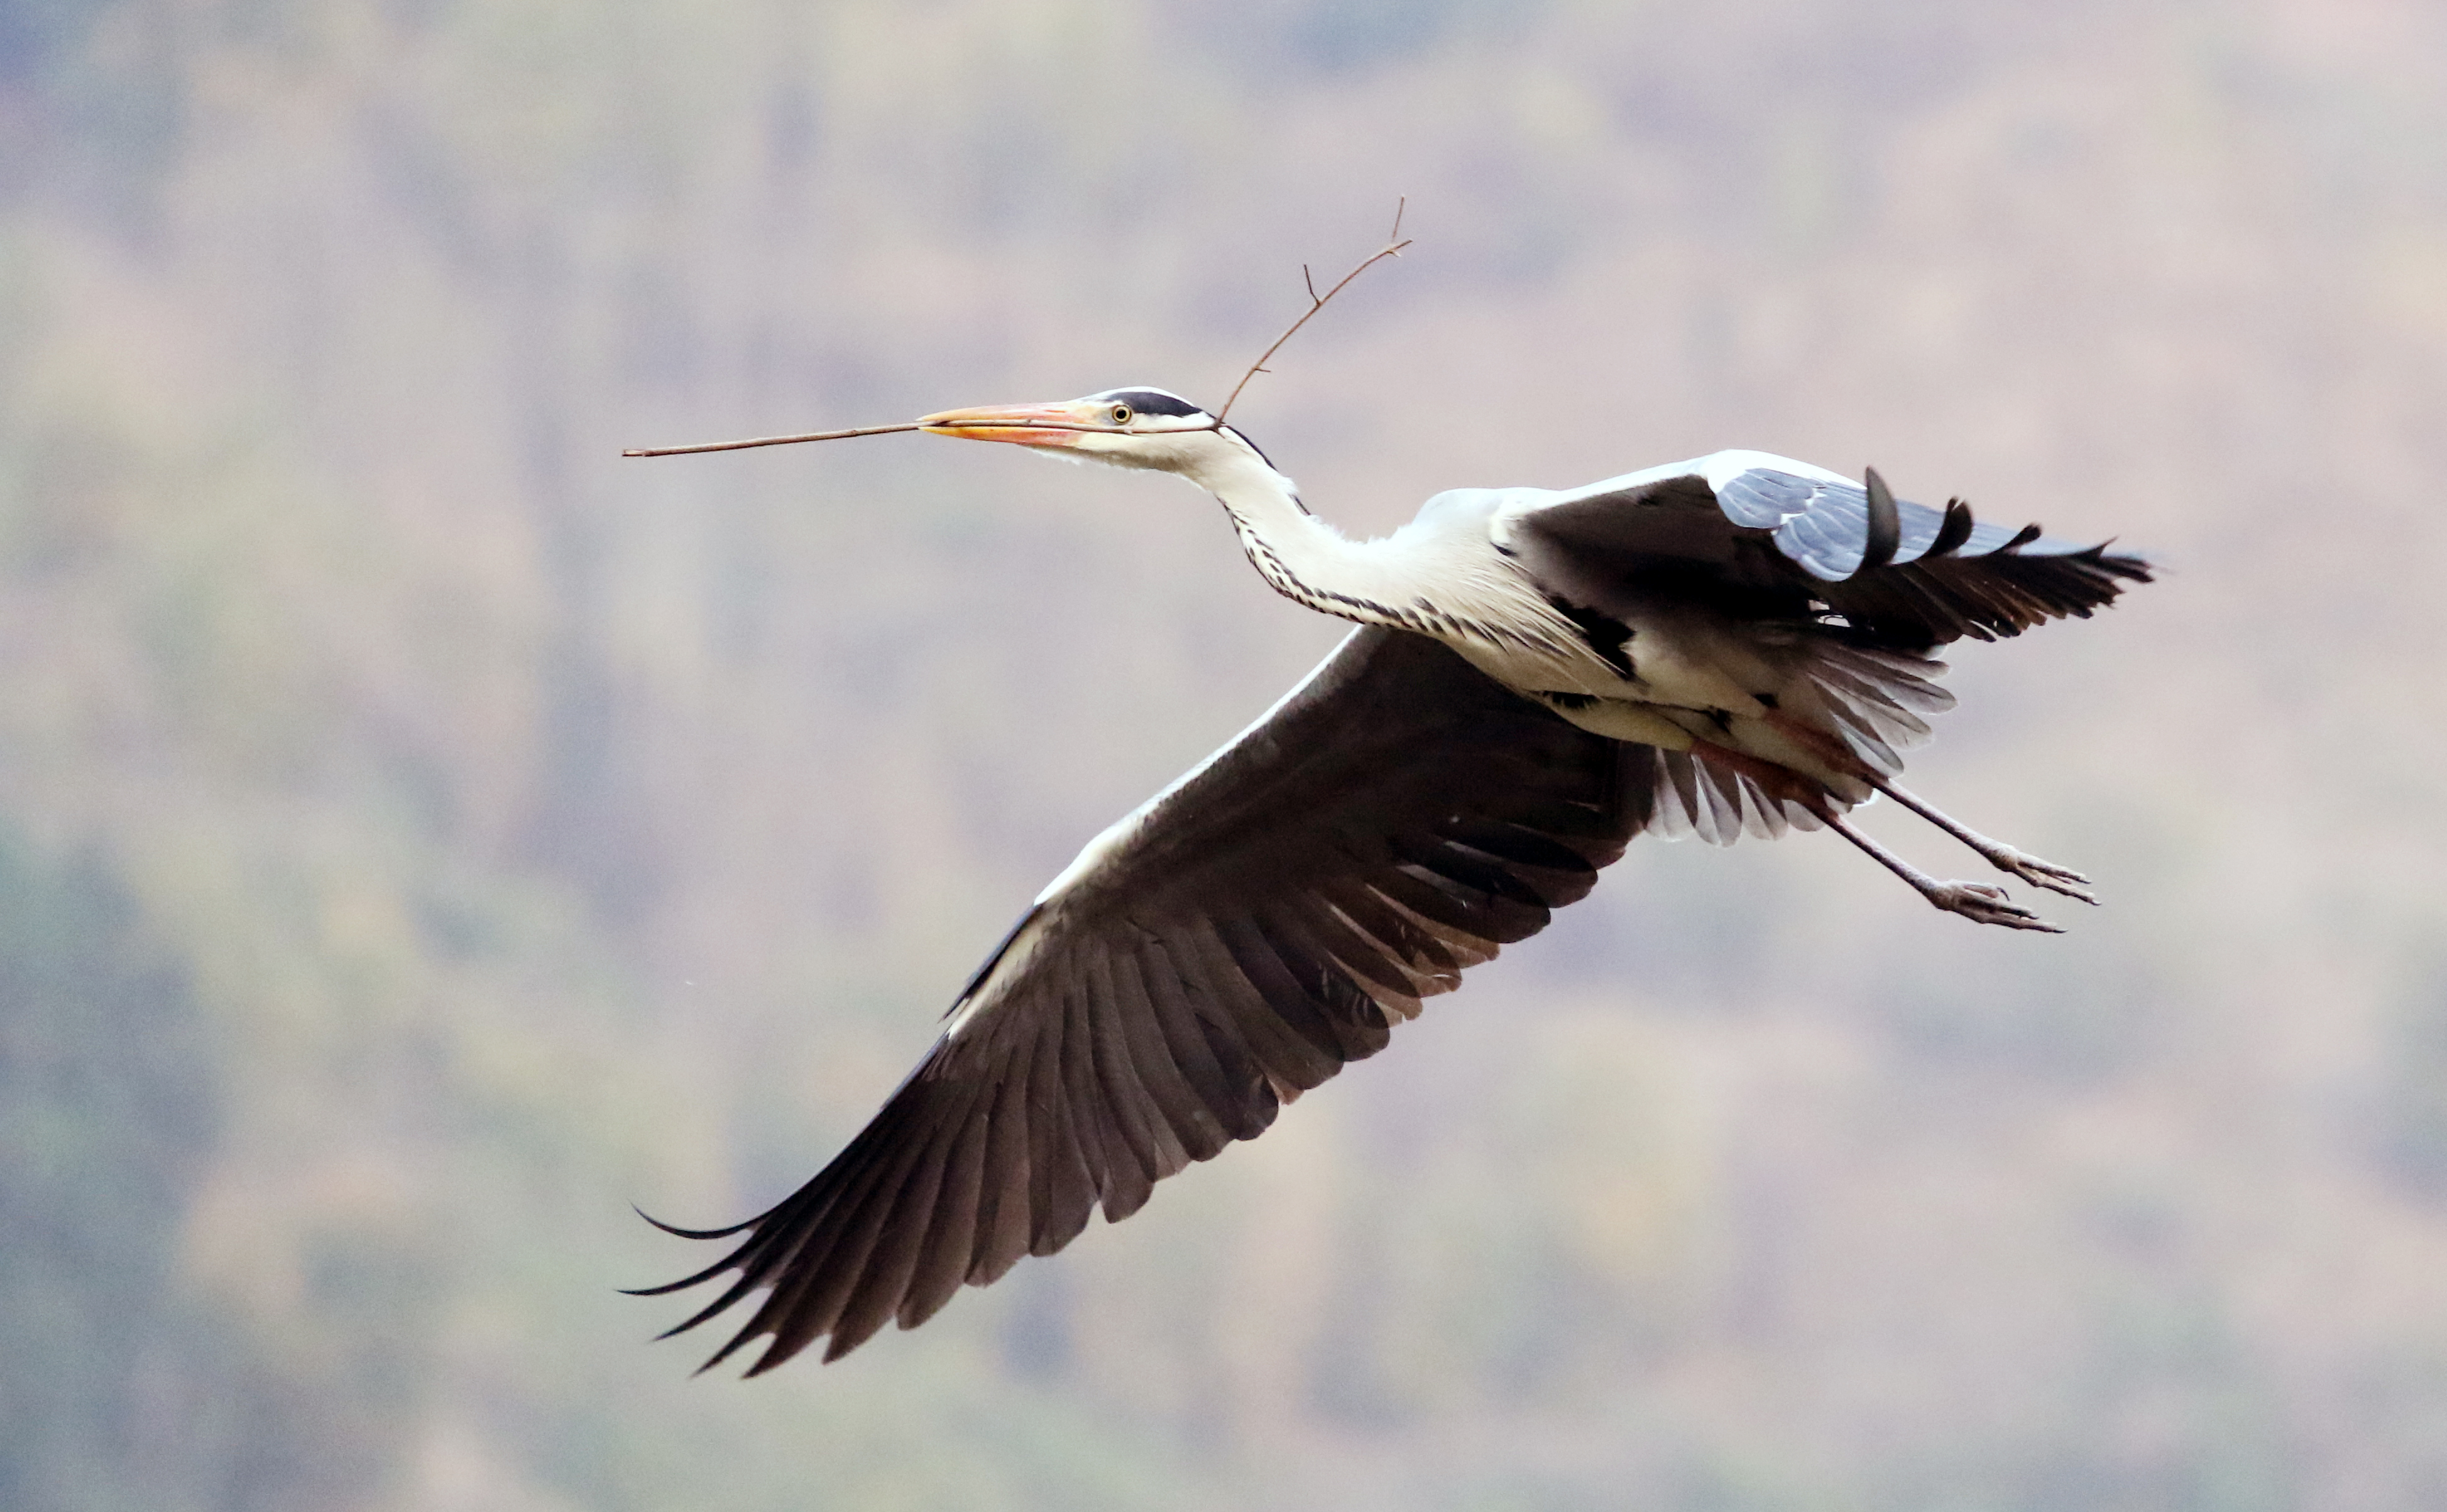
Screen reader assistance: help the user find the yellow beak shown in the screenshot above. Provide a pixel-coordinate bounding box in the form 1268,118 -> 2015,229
917,400 -> 1105,447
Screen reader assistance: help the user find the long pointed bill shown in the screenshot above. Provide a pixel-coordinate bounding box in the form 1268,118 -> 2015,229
917,401 -> 1106,447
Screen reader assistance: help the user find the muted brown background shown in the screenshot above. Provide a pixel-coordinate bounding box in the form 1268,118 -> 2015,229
4,1 -> 2447,1508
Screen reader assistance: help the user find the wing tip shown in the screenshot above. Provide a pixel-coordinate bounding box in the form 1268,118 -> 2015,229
631,1200 -> 760,1242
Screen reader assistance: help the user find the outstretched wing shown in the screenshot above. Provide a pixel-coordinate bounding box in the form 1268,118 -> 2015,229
1504,454 -> 2152,652
637,627 -> 1660,1372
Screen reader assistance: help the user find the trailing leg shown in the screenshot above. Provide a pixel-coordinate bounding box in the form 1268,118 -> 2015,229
1819,811 -> 2062,932
1871,783 -> 2096,904
1690,738 -> 2064,931
1756,708 -> 2094,907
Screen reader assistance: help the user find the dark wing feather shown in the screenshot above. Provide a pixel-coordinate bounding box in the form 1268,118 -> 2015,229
637,627 -> 1659,1372
1516,466 -> 2152,653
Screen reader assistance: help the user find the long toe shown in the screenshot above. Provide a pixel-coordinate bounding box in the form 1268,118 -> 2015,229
1931,881 -> 2066,933
1988,848 -> 2098,906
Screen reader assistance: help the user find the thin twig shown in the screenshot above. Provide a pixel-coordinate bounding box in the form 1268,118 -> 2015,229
1213,197 -> 1412,426
622,422 -> 923,457
629,199 -> 1415,453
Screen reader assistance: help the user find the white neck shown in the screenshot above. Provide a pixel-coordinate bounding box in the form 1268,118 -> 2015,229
1176,436 -> 1421,629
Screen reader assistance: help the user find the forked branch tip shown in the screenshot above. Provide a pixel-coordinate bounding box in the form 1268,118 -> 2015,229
1213,199 -> 1415,425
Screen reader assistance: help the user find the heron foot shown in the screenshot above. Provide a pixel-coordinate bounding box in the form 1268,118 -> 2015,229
1869,782 -> 2098,908
1928,880 -> 2063,933
1823,810 -> 2071,934
1977,846 -> 2096,906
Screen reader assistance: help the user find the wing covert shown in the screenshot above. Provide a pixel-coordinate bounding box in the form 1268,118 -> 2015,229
1509,459 -> 2152,652
1712,466 -> 2057,580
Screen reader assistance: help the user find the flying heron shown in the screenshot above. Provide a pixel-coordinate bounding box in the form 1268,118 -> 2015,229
625,379 -> 2151,1372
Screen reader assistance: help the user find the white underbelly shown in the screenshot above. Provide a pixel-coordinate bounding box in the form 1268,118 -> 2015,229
1549,699 -> 1705,748
1448,617 -> 1771,737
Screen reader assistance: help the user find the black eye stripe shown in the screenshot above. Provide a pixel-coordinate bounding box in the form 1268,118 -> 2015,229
1092,388 -> 1205,418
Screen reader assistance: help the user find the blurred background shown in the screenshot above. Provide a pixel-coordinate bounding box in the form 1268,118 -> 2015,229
4,0 -> 2446,1507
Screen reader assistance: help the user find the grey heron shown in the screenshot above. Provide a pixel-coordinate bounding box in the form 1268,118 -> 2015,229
629,385 -> 2150,1372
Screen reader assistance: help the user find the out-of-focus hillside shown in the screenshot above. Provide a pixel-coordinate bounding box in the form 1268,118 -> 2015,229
4,1 -> 2447,1508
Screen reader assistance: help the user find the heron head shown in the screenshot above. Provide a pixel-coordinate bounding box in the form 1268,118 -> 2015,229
918,387 -> 1249,475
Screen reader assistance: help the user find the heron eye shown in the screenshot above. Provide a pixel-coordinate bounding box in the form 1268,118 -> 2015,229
1110,404 -> 1132,425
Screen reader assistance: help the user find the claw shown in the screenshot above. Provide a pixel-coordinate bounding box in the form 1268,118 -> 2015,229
1929,880 -> 2063,933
